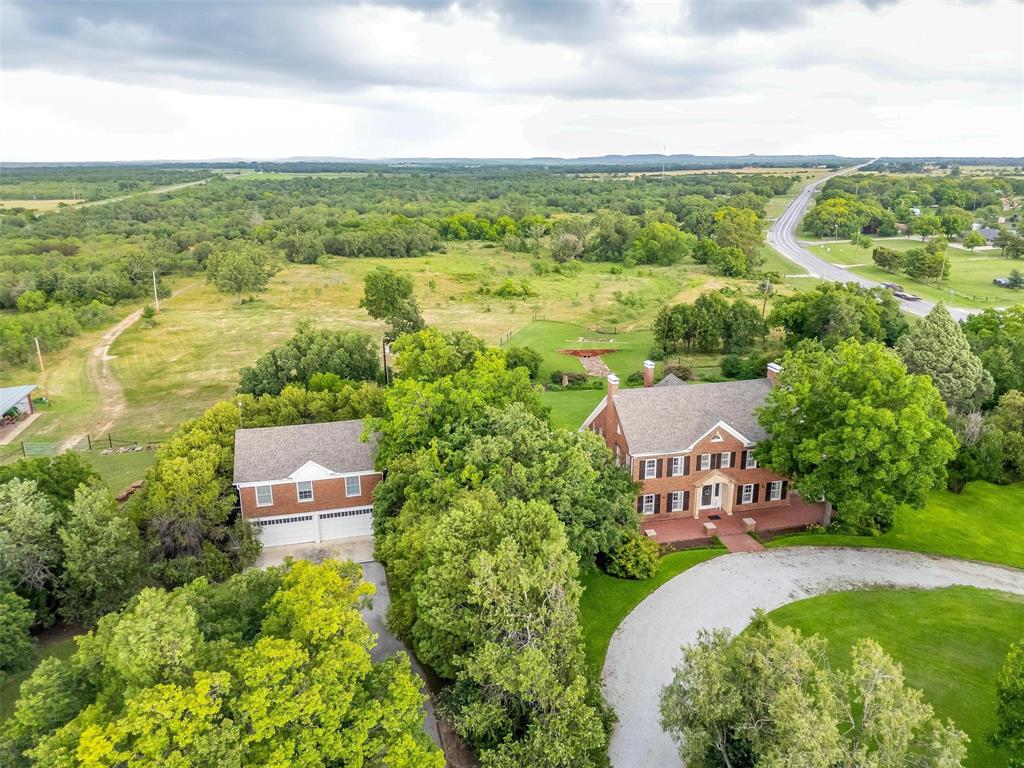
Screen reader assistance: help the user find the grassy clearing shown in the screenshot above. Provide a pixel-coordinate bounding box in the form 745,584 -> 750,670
770,587 -> 1024,768
541,389 -> 604,430
0,634 -> 77,722
807,238 -> 1016,307
83,450 -> 157,493
0,199 -> 82,212
579,548 -> 722,675
768,482 -> 1024,570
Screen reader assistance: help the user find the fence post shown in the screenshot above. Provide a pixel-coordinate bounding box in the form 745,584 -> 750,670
87,434 -> 92,451
21,441 -> 26,457
108,433 -> 113,449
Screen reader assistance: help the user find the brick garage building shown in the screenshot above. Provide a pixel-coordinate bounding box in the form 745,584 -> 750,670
233,419 -> 381,548
582,362 -> 826,541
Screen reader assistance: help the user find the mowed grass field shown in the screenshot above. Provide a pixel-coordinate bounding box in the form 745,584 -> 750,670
0,199 -> 82,212
770,587 -> 1024,768
807,237 -> 1015,307
768,481 -> 1024,570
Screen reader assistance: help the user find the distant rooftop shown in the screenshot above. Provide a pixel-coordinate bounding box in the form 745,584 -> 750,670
233,419 -> 376,484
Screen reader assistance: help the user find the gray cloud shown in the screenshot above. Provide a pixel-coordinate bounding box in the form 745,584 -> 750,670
683,0 -> 901,34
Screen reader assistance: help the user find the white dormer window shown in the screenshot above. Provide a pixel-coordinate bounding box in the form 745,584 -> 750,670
255,485 -> 273,507
616,422 -> 622,435
671,456 -> 683,476
711,432 -> 724,443
345,476 -> 361,497
720,451 -> 731,469
745,452 -> 758,469
698,453 -> 711,471
644,459 -> 657,480
296,480 -> 314,502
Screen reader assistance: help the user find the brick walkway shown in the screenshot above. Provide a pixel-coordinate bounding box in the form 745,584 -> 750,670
719,533 -> 764,552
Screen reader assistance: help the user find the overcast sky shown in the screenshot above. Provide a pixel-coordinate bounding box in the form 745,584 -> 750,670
1,0 -> 1022,161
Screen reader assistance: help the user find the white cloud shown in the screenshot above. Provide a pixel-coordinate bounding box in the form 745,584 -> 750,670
0,0 -> 1020,160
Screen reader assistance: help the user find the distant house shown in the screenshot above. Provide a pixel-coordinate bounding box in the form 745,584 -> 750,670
0,384 -> 37,419
581,363 -> 826,541
977,226 -> 1002,244
232,419 -> 381,548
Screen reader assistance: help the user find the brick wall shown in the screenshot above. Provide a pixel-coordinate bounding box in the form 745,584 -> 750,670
239,473 -> 381,520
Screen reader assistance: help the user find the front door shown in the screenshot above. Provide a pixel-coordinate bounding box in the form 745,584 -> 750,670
700,482 -> 722,510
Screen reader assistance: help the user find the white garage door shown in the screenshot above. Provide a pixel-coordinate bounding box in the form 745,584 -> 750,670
319,506 -> 374,540
253,513 -> 315,548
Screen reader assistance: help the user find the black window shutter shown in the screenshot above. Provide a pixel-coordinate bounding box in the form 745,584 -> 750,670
636,496 -> 643,513
683,456 -> 690,475
683,490 -> 690,511
753,484 -> 760,503
781,481 -> 789,500
730,451 -> 737,469
735,485 -> 743,505
656,459 -> 663,478
654,494 -> 661,514
740,450 -> 747,469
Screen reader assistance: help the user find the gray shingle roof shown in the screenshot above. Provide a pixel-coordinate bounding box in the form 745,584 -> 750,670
233,419 -> 376,484
654,373 -> 686,387
613,378 -> 772,455
0,384 -> 37,414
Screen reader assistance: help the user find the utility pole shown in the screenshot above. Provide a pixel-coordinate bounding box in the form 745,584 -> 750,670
34,338 -> 49,399
152,270 -> 160,312
382,339 -> 391,386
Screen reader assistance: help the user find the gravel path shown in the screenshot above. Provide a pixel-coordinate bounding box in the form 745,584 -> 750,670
603,547 -> 1024,768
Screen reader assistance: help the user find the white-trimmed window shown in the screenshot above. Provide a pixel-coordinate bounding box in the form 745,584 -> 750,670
641,494 -> 655,515
644,459 -> 657,480
255,485 -> 273,507
745,451 -> 758,469
671,491 -> 684,512
720,451 -> 731,469
698,453 -> 711,471
671,456 -> 683,476
741,483 -> 754,504
768,480 -> 783,501
345,476 -> 361,497
296,480 -> 314,502
616,422 -> 622,435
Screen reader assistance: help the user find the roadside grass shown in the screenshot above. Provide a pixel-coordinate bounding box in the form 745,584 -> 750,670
767,481 -> 1024,570
0,634 -> 77,722
807,238 -> 1014,307
769,587 -> 1024,768
83,450 -> 157,493
579,548 -> 722,676
541,389 -> 604,431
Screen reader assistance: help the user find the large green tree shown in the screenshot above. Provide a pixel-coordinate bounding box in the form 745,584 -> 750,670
0,479 -> 61,603
769,282 -> 907,348
0,589 -> 34,678
660,615 -> 967,768
713,206 -> 763,262
205,243 -> 273,304
756,340 -> 957,531
390,327 -> 486,381
996,640 -> 1024,767
58,486 -> 144,624
361,266 -> 424,339
238,320 -> 381,395
895,302 -> 994,413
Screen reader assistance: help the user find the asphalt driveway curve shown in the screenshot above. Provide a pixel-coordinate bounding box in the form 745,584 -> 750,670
766,164 -> 976,322
602,547 -> 1024,768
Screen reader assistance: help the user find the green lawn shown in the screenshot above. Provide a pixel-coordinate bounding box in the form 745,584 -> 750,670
768,481 -> 1024,570
579,548 -> 722,675
83,450 -> 157,493
1,635 -> 77,722
541,388 -> 604,430
807,238 -> 1014,307
769,587 -> 1024,768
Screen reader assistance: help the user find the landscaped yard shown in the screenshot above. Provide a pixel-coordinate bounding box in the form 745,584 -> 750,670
769,586 -> 1024,768
579,548 -> 722,675
83,450 -> 157,493
806,237 -> 1013,307
767,481 -> 1024,570
541,388 -> 605,430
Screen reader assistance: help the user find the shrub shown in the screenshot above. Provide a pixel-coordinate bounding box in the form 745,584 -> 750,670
662,363 -> 693,381
548,371 -> 590,387
604,532 -> 659,580
16,290 -> 47,313
494,278 -> 536,298
503,345 -> 542,379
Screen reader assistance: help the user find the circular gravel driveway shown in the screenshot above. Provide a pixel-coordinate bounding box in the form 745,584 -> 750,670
602,547 -> 1024,768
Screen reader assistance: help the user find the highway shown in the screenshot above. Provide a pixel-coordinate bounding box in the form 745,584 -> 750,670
766,163 -> 975,321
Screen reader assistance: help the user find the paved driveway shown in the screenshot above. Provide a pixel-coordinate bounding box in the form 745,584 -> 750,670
254,534 -> 375,568
603,547 -> 1024,768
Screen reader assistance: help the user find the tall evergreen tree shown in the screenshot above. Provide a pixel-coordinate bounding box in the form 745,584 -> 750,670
895,302 -> 994,412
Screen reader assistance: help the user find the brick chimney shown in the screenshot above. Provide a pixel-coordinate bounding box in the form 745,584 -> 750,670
607,373 -> 619,398
643,360 -> 656,388
766,362 -> 782,384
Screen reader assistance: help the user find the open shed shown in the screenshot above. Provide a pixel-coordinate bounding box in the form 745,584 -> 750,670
0,384 -> 38,417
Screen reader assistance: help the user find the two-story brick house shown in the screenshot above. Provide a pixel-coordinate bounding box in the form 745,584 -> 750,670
233,419 -> 381,547
582,362 -> 825,530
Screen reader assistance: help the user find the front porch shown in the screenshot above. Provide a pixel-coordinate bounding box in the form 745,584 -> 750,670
642,494 -> 827,545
